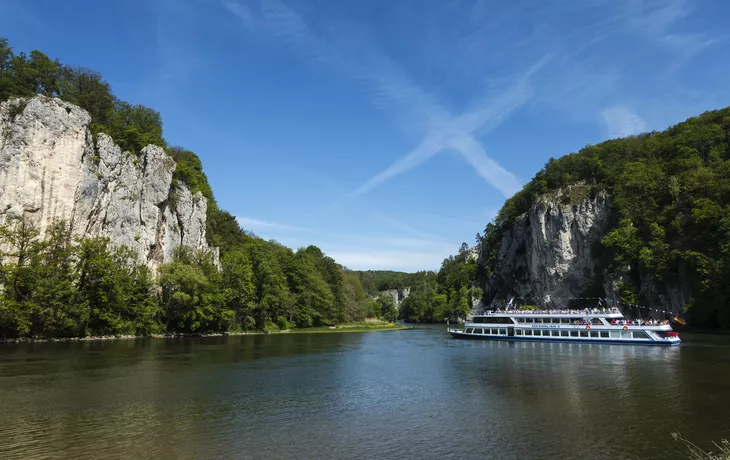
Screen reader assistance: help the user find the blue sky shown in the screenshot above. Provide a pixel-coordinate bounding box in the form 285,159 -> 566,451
2,0 -> 730,271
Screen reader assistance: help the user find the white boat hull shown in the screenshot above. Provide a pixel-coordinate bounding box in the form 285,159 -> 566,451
449,328 -> 680,346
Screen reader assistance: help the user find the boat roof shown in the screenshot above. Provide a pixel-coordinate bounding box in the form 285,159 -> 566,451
475,310 -> 624,318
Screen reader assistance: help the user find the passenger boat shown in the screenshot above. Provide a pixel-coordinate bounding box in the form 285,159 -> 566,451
448,307 -> 680,346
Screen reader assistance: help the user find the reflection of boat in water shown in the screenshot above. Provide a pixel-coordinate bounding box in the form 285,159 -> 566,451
448,307 -> 680,346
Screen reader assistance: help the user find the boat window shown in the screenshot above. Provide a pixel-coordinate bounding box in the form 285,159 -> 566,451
570,331 -> 579,337
479,329 -> 485,334
560,318 -> 570,324
610,331 -> 620,338
590,331 -> 598,338
473,317 -> 484,323
525,330 -> 532,336
580,331 -> 588,337
551,330 -> 559,336
632,331 -> 648,339
483,317 -> 514,324
600,331 -> 609,338
560,330 -> 569,337
465,328 -> 473,334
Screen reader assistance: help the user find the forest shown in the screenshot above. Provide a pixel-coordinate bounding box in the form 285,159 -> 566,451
350,244 -> 481,324
8,35 -> 727,336
0,38 -> 383,339
0,38 -> 479,338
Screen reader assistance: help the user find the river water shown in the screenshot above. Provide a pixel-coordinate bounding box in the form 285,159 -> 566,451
1,325 -> 729,460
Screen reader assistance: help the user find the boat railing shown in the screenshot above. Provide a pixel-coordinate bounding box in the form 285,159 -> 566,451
485,308 -> 621,316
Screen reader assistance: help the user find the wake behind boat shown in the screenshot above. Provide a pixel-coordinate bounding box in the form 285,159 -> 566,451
449,306 -> 680,346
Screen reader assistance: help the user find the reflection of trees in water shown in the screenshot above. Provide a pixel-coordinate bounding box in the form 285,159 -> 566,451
1,334 -> 369,458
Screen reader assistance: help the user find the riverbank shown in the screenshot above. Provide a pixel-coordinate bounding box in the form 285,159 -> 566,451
279,322 -> 410,334
0,322 -> 410,343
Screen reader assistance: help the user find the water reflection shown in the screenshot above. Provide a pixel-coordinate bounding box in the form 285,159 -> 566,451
0,329 -> 728,460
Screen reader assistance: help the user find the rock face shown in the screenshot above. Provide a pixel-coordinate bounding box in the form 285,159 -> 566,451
0,97 -> 218,268
380,288 -> 411,309
478,187 -> 610,310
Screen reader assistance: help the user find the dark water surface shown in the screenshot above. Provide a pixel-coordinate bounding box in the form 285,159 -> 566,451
1,326 -> 729,459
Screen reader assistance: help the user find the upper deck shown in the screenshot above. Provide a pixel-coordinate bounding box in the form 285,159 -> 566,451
475,308 -> 624,319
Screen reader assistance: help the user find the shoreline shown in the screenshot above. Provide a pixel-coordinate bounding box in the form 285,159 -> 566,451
0,323 -> 411,344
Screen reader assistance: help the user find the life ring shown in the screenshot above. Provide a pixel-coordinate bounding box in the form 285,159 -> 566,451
623,326 -> 629,331
586,325 -> 592,331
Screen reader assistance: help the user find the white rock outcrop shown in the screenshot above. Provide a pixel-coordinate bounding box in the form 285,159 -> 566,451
379,288 -> 410,309
478,187 -> 609,309
0,96 -> 217,268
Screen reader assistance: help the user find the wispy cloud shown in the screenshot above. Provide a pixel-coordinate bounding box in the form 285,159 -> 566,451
626,0 -> 715,53
235,214 -> 458,271
221,0 -> 543,203
236,217 -> 313,233
601,105 -> 647,138
326,249 -> 448,271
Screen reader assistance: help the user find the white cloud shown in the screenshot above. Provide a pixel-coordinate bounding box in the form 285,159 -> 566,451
625,0 -> 716,58
235,212 -> 458,271
236,217 -> 312,233
601,105 -> 647,138
326,249 -> 449,271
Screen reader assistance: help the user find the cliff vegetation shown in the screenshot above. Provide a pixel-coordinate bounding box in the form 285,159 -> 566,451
477,106 -> 730,328
0,38 -> 382,339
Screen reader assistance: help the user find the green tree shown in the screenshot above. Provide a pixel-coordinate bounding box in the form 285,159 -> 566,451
221,249 -> 255,330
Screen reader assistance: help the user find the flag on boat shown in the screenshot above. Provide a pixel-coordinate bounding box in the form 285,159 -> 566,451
672,316 -> 687,325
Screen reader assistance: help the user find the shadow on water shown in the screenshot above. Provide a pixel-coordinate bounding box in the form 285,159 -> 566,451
0,328 -> 728,460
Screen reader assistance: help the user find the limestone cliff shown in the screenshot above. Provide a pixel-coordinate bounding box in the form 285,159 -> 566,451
379,288 -> 411,309
477,187 -> 610,310
0,96 -> 218,268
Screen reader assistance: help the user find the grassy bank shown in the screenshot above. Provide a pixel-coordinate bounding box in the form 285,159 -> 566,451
0,322 -> 411,343
279,322 -> 410,334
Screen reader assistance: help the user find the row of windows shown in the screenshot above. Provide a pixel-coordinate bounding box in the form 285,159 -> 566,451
462,328 -> 650,340
514,318 -> 603,324
516,329 -> 649,339
472,317 -> 514,324
464,328 -> 507,335
516,329 -> 609,338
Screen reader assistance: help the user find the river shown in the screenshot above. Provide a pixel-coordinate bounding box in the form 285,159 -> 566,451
1,325 -> 729,459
